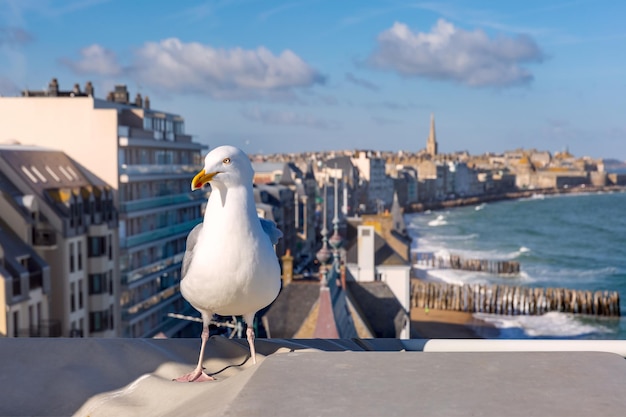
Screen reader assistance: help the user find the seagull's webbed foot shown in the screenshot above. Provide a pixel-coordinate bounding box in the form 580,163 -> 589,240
174,366 -> 215,382
174,323 -> 215,382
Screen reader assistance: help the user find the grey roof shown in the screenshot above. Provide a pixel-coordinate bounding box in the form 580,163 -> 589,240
344,227 -> 407,266
264,279 -> 321,338
346,281 -> 405,338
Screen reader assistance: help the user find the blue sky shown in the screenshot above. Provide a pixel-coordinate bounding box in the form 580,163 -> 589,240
1,0 -> 625,159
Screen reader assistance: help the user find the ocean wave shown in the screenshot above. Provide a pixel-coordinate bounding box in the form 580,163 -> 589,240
428,215 -> 447,227
473,311 -> 614,338
475,203 -> 487,211
522,265 -> 619,284
442,247 -> 524,261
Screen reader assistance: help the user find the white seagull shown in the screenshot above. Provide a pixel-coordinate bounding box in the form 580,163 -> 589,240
174,145 -> 282,382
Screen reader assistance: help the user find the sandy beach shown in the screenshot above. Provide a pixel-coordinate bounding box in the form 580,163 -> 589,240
410,256 -> 500,338
410,306 -> 499,339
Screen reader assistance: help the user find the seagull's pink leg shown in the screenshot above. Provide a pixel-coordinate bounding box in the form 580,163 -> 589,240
174,325 -> 215,382
244,313 -> 258,364
246,326 -> 257,365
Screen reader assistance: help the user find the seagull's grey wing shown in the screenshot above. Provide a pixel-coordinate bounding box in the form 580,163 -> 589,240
259,217 -> 283,245
182,223 -> 203,279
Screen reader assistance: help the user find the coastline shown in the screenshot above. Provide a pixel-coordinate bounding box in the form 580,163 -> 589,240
405,186 -> 626,339
410,306 -> 500,339
404,185 -> 626,213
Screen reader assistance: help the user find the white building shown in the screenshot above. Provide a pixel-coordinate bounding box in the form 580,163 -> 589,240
0,79 -> 205,337
351,151 -> 394,213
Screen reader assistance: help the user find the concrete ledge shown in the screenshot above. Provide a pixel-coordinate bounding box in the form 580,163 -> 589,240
1,338 -> 626,416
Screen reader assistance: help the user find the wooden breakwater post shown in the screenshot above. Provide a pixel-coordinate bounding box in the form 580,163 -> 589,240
412,252 -> 520,275
411,281 -> 621,317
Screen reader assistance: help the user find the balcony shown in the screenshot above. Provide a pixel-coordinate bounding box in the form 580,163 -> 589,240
122,252 -> 184,286
118,127 -> 204,150
32,226 -> 57,248
120,219 -> 200,248
121,285 -> 181,322
119,163 -> 198,177
120,193 -> 203,213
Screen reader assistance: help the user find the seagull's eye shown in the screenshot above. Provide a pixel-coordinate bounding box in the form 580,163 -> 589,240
223,157 -> 231,165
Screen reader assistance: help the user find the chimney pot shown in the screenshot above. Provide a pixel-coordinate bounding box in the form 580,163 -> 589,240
85,81 -> 94,97
48,78 -> 59,96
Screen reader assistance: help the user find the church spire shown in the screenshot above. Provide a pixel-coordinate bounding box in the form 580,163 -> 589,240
426,113 -> 438,157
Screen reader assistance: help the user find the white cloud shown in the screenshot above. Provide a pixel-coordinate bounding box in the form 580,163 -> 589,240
61,38 -> 324,100
62,44 -> 122,76
367,19 -> 545,87
130,38 -> 325,99
241,106 -> 340,129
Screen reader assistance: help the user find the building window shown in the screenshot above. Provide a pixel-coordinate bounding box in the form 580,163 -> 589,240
88,236 -> 106,257
78,279 -> 84,309
69,242 -> 75,273
77,241 -> 83,270
108,235 -> 112,260
13,277 -> 22,297
89,273 -> 110,295
13,311 -> 19,337
90,310 -> 110,333
70,282 -> 76,312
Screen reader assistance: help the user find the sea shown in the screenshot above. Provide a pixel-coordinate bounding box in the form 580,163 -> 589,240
406,190 -> 626,340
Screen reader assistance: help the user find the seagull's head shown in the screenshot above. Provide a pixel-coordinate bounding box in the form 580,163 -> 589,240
192,145 -> 254,191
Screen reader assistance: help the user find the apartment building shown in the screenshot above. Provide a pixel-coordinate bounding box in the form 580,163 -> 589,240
0,146 -> 117,337
0,79 -> 205,337
0,218 -> 52,338
351,150 -> 394,213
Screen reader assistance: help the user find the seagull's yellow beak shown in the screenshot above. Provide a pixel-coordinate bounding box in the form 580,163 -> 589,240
191,169 -> 218,191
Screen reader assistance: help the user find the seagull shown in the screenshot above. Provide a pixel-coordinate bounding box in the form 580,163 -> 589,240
174,145 -> 282,382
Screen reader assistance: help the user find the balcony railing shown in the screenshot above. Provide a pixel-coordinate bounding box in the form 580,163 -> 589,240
120,193 -> 203,213
121,219 -> 200,248
119,164 -> 198,177
122,252 -> 184,285
33,227 -> 57,247
121,285 -> 181,322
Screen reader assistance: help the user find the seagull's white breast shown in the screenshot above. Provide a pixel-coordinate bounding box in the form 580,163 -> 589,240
181,188 -> 281,317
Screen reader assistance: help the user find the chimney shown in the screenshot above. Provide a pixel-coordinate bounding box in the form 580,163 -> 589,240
113,85 -> 129,104
85,81 -> 94,97
106,91 -> 114,101
72,83 -> 81,96
134,93 -> 143,107
144,95 -> 150,109
48,78 -> 59,96
281,249 -> 294,285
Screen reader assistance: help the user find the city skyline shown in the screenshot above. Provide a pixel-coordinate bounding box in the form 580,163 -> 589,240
1,0 -> 625,159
